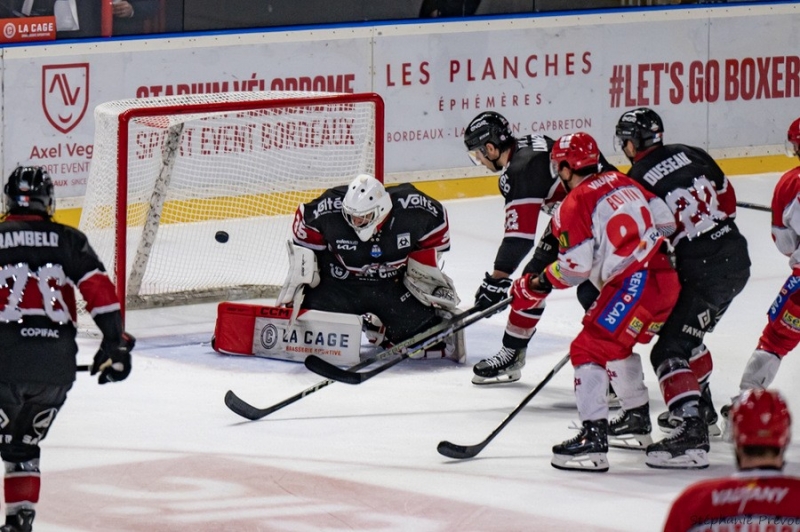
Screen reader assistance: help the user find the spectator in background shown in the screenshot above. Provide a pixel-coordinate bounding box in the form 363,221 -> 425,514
112,0 -> 160,35
55,0 -> 160,38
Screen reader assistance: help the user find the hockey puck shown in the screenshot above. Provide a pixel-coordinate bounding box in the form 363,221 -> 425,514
215,231 -> 229,243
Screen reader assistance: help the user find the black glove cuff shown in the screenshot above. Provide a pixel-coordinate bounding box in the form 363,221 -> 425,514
537,271 -> 554,293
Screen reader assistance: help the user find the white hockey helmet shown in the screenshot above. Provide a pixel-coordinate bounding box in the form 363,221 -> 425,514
342,174 -> 392,242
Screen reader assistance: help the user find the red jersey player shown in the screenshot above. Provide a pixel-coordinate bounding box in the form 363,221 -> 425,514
509,132 -> 679,471
664,389 -> 800,532
721,118 -> 800,435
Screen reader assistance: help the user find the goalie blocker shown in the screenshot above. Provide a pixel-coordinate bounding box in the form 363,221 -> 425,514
212,302 -> 466,365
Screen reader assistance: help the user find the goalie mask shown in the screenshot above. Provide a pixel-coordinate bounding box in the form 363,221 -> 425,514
615,107 -> 664,154
342,174 -> 392,242
4,166 -> 56,216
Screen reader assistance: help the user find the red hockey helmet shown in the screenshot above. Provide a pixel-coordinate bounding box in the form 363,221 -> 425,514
550,132 -> 600,173
786,117 -> 800,157
731,389 -> 791,448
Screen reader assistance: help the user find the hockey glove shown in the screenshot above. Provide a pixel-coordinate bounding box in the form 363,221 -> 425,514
91,332 -> 135,385
474,273 -> 512,314
510,273 -> 550,312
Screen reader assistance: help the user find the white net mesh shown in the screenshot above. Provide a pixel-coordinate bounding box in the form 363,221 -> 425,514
80,91 -> 382,310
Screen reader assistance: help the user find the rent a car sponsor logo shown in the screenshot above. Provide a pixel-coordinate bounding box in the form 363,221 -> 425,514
599,271 -> 645,333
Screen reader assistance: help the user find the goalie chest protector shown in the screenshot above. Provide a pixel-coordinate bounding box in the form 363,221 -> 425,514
213,302 -> 362,366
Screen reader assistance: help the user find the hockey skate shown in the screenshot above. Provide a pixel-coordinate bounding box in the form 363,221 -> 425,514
645,416 -> 709,469
608,403 -> 653,450
552,419 -> 609,472
471,347 -> 526,385
0,509 -> 34,532
656,384 -> 721,437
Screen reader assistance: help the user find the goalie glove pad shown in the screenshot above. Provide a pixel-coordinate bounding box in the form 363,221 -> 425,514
474,273 -> 512,314
510,273 -> 550,312
403,249 -> 461,310
91,332 -> 135,384
276,240 -> 320,306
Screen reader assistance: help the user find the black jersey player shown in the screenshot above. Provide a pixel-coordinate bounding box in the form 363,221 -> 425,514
614,108 -> 751,469
464,111 -> 616,385
0,166 -> 133,532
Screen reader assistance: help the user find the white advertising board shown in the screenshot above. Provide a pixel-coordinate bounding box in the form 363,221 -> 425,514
1,33 -> 374,198
1,4 -> 798,200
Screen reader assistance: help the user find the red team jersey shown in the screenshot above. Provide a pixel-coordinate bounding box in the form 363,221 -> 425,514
545,170 -> 676,290
771,166 -> 800,270
663,469 -> 800,532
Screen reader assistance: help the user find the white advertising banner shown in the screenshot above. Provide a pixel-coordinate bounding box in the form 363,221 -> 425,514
1,5 -> 798,200
375,10 -> 800,172
1,33 -> 374,198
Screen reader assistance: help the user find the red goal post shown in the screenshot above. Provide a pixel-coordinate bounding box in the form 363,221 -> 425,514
79,91 -> 384,318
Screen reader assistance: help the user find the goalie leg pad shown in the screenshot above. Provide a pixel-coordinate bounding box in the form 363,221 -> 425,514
362,313 -> 387,347
214,302 -> 362,366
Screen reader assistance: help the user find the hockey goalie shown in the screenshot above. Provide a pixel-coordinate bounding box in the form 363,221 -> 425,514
213,174 -> 466,366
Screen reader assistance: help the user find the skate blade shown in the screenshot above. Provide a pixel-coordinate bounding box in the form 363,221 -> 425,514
608,433 -> 653,451
471,370 -> 522,385
551,452 -> 609,472
645,449 -> 709,469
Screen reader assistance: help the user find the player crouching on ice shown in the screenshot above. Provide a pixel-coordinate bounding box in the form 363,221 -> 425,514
509,132 -> 680,472
274,173 -> 465,363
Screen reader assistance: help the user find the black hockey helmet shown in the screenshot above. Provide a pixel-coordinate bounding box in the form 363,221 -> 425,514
4,166 -> 56,216
615,108 -> 664,151
464,111 -> 515,157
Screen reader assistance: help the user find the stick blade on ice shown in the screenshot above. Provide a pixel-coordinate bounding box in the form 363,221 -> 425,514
436,440 -> 484,459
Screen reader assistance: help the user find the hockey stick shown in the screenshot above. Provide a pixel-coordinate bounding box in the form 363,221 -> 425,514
437,353 -> 571,460
304,297 -> 512,385
224,355 -> 377,421
736,201 -> 770,213
224,299 -> 509,420
77,365 -> 91,372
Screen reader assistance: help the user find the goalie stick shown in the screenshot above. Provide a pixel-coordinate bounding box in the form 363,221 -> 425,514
437,353 -> 570,460
736,201 -> 770,213
303,297 -> 512,385
224,298 -> 510,420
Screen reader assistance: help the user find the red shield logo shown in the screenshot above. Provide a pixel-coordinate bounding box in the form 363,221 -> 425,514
42,63 -> 89,134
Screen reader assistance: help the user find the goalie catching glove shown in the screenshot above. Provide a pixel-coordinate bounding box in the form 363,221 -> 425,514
510,273 -> 551,312
403,248 -> 460,310
276,240 -> 320,308
91,332 -> 135,384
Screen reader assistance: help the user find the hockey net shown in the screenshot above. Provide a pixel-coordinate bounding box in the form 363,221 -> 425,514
79,91 -> 384,315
